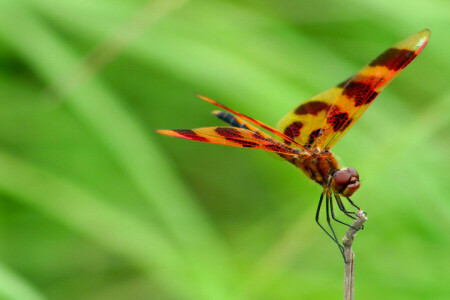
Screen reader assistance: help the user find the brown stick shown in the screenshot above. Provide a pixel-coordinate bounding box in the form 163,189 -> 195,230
343,210 -> 367,300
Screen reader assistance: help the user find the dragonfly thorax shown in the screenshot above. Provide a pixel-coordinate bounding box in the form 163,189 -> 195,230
290,152 -> 339,185
287,152 -> 359,197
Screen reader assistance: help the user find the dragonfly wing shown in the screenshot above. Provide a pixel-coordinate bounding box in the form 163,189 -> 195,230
197,95 -> 313,154
316,29 -> 430,150
277,29 -> 430,151
277,87 -> 340,148
156,127 -> 300,155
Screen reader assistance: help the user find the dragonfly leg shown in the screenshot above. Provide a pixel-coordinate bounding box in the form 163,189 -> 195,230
346,197 -> 362,211
315,192 -> 345,258
325,193 -> 346,261
334,194 -> 356,220
329,195 -> 354,228
336,195 -> 365,230
334,195 -> 357,218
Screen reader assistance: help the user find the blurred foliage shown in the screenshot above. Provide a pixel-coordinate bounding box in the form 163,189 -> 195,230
0,0 -> 448,299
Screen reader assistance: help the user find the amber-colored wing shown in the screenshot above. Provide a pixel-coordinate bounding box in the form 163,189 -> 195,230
278,29 -> 430,151
277,87 -> 341,148
197,95 -> 313,154
156,127 -> 300,155
213,110 -> 275,141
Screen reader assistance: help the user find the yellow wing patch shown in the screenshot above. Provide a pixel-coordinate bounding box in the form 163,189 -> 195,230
277,87 -> 341,148
278,29 -> 430,151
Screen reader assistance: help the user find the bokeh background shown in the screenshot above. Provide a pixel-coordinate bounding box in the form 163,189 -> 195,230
0,0 -> 448,299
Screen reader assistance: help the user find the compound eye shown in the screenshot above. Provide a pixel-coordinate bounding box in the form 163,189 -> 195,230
347,167 -> 359,179
334,170 -> 351,186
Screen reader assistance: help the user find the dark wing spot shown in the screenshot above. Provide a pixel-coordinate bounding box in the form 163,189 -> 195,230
364,90 -> 379,105
215,127 -> 259,148
337,77 -> 352,88
342,80 -> 378,107
240,141 -> 259,148
175,129 -> 209,142
305,128 -> 323,148
339,117 -> 353,132
215,127 -> 243,141
283,122 -> 303,144
264,144 -> 289,153
295,101 -> 330,115
327,109 -> 350,132
370,48 -> 416,71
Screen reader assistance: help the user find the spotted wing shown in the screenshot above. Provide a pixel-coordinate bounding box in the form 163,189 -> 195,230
315,29 -> 430,150
277,87 -> 341,148
213,110 -> 277,141
156,127 -> 300,155
197,95 -> 312,154
277,29 -> 430,150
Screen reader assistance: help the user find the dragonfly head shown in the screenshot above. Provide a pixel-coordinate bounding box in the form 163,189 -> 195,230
330,167 -> 360,197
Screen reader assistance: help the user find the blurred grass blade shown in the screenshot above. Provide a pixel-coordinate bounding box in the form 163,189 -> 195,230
0,1 -> 237,299
50,0 -> 191,96
0,149 -> 192,298
0,262 -> 47,300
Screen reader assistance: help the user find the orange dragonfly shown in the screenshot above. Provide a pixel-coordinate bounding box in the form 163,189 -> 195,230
157,29 -> 430,257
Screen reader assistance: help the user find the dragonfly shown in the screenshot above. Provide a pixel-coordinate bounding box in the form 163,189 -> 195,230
157,29 -> 430,258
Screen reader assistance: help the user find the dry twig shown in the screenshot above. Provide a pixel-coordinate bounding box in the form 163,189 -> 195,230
343,210 -> 367,300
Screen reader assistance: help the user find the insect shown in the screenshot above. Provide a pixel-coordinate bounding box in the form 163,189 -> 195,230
157,29 -> 430,258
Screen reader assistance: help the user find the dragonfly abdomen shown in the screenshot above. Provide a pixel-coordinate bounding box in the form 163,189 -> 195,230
213,111 -> 251,129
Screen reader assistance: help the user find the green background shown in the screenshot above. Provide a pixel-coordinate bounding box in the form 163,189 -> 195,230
0,0 -> 448,299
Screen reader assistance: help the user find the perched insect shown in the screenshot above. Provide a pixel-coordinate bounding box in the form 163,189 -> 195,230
157,29 -> 430,257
